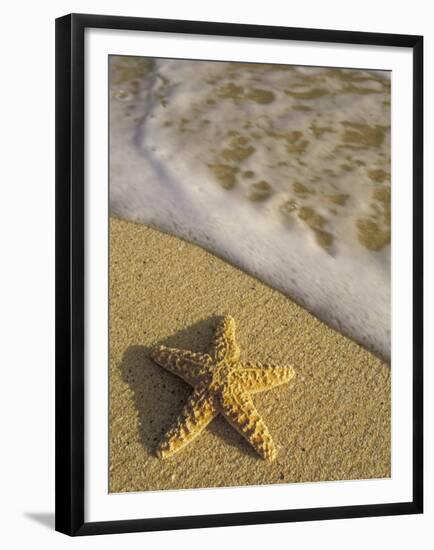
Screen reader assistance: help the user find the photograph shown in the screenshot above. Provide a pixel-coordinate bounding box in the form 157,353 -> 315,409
108,55 -> 392,493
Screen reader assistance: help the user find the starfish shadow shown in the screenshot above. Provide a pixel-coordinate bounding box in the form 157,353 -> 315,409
119,316 -> 260,460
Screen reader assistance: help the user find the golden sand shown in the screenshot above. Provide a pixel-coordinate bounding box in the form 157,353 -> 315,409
109,216 -> 390,493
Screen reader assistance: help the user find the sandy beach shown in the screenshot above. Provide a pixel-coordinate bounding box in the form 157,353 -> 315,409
109,216 -> 390,493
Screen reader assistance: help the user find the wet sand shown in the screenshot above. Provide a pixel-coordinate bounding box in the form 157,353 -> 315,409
109,216 -> 390,493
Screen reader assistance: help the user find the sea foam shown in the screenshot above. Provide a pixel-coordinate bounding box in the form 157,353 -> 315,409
109,57 -> 391,359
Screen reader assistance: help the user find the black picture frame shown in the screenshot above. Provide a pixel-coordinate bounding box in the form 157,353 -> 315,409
55,13 -> 423,536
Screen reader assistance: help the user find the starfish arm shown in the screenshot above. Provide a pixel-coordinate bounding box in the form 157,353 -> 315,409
150,346 -> 212,385
212,316 -> 241,363
233,362 -> 295,393
220,390 -> 277,461
157,388 -> 218,459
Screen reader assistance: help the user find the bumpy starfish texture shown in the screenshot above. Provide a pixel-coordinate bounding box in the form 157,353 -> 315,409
150,316 -> 295,461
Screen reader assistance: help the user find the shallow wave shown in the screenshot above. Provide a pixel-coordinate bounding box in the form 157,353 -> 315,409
109,56 -> 391,359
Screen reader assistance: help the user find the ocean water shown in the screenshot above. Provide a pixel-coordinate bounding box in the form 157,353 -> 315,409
109,56 -> 391,359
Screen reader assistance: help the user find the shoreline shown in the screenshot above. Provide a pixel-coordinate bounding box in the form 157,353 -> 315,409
111,213 -> 389,363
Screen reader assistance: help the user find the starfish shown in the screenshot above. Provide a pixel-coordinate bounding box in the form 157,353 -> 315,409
150,316 -> 295,461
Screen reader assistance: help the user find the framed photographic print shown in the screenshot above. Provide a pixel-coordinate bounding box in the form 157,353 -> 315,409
55,13 -> 423,536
